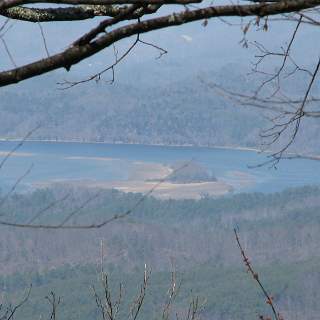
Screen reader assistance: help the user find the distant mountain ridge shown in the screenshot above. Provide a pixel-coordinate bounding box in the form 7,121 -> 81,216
1,66 -> 320,154
1,18 -> 320,153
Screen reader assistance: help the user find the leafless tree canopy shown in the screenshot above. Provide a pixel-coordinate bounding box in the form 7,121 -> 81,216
0,0 -> 319,87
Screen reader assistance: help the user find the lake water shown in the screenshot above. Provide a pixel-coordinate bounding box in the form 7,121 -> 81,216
0,140 -> 320,194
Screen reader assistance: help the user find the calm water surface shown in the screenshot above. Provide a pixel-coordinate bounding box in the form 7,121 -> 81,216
0,140 -> 319,194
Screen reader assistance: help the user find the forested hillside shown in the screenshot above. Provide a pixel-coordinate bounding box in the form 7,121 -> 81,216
1,18 -> 320,154
1,185 -> 320,320
2,65 -> 320,154
0,66 -> 264,147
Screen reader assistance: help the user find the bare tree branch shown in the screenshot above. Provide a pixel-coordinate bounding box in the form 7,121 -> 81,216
45,292 -> 61,320
1,285 -> 32,320
0,0 -> 320,86
0,125 -> 40,172
0,163 -> 33,208
234,229 -> 282,320
0,160 -> 191,229
37,22 -> 50,57
0,0 -> 201,11
0,5 -> 134,22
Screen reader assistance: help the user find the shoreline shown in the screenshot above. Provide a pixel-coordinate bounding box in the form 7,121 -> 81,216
0,137 -> 262,154
1,137 -> 320,161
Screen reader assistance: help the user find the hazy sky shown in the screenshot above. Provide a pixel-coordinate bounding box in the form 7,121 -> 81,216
1,7 -> 319,87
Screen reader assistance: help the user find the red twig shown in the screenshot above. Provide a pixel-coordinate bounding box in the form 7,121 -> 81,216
234,229 -> 283,320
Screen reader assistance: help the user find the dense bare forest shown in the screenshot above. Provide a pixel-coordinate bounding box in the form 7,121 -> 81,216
0,185 -> 318,320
